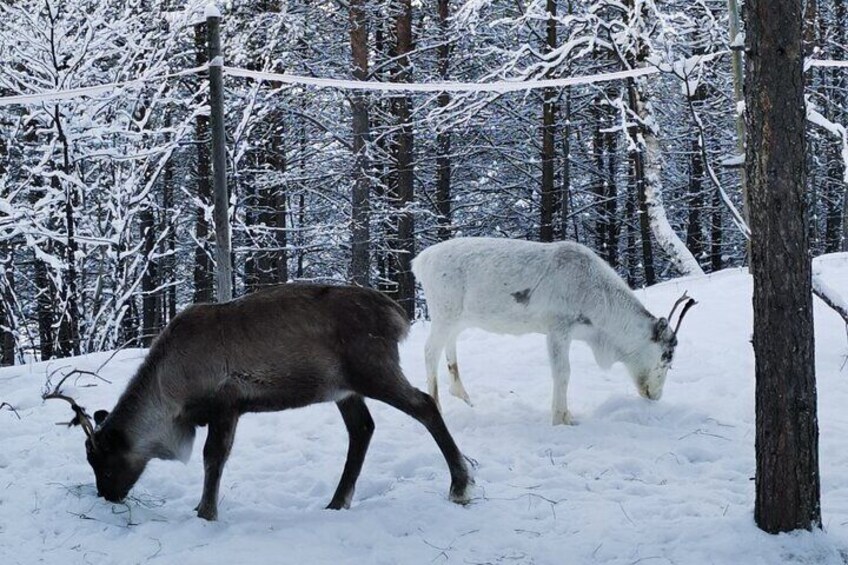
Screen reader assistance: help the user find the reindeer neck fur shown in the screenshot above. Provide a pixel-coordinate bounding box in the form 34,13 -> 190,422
576,270 -> 657,372
102,348 -> 195,464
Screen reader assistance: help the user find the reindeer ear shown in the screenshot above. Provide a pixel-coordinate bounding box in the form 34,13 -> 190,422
94,410 -> 109,427
652,318 -> 669,342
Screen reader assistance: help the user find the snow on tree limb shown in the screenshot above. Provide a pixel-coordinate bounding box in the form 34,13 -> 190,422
806,102 -> 848,185
631,81 -> 705,277
812,263 -> 848,343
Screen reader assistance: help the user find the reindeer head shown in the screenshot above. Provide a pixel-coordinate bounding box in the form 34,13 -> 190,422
633,292 -> 697,401
44,376 -> 146,503
84,409 -> 148,503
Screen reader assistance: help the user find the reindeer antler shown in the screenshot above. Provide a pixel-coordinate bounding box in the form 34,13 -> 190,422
42,370 -> 98,446
667,291 -> 692,321
672,296 -> 698,335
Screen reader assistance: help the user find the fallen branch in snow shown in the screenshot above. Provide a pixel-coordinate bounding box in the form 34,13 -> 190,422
812,271 -> 848,344
0,401 -> 20,419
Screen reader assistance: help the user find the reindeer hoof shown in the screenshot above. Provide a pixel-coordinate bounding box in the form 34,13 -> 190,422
552,411 -> 575,426
449,473 -> 475,506
449,383 -> 473,406
326,495 -> 352,510
196,503 -> 218,521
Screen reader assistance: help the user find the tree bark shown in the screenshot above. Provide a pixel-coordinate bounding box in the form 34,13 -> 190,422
560,90 -> 573,241
139,203 -> 159,346
435,0 -> 452,242
604,118 -> 619,268
0,248 -> 15,366
348,0 -> 372,287
746,0 -> 821,533
592,97 -> 607,255
161,114 -> 177,323
539,0 -> 557,243
626,81 -> 655,285
391,0 -> 415,318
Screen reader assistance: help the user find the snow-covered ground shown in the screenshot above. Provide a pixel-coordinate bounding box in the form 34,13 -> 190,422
2,255 -> 848,565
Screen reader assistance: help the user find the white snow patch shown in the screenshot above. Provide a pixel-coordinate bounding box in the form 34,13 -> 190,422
204,3 -> 221,19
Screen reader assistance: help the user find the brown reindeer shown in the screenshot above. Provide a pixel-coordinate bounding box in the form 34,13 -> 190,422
48,284 -> 471,520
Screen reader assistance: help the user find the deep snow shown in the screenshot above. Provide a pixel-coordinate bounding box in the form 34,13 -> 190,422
2,255 -> 848,564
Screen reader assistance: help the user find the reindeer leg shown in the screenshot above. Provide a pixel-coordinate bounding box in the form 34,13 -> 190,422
424,325 -> 449,411
327,395 -> 374,510
196,413 -> 238,521
365,376 -> 471,505
445,336 -> 472,406
547,332 -> 574,426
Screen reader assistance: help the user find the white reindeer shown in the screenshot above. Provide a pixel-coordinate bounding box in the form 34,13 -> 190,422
411,237 -> 696,425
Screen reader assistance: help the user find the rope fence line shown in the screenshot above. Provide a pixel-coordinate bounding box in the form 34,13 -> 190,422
0,65 -> 208,108
222,64 -> 660,93
0,58 -> 847,107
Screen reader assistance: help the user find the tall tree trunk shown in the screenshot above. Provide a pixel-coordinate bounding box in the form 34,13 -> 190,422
140,203 -> 159,346
686,137 -> 705,265
539,0 -> 557,243
623,0 -> 702,280
435,0 -> 452,242
604,119 -> 619,268
0,248 -> 15,366
727,0 -> 749,265
710,190 -> 724,271
161,120 -> 177,323
625,179 -> 638,287
262,123 -> 288,285
823,0 -> 844,253
24,123 -> 55,360
747,0 -> 821,533
348,0 -> 372,287
34,258 -> 55,360
560,89 -> 573,241
388,0 -> 415,318
592,98 -> 607,253
54,107 -> 80,357
193,22 -> 214,303
627,99 -> 655,285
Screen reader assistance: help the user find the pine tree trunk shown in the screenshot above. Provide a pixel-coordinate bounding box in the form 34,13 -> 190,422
604,122 -> 619,268
140,203 -> 159,346
823,1 -> 845,253
392,0 -> 415,318
560,90 -> 573,241
592,97 -> 607,253
265,126 -> 288,284
625,178 -> 638,287
0,248 -> 15,366
686,136 -> 705,265
710,190 -> 724,271
54,108 -> 80,357
747,0 -> 821,533
539,0 -> 557,243
161,124 -> 177,323
348,0 -> 371,287
435,0 -> 452,242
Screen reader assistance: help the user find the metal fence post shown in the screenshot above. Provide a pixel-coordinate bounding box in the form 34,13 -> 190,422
206,4 -> 233,302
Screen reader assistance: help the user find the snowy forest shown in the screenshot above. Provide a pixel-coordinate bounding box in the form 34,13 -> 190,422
4,0 -> 848,561
0,0 -> 844,364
